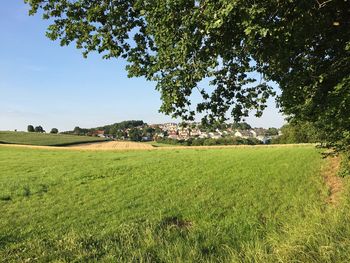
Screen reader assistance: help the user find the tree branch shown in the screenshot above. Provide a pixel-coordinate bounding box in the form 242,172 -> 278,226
315,0 -> 333,8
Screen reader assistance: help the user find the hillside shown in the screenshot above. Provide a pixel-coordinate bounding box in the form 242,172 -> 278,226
1,145 -> 349,262
0,131 -> 106,146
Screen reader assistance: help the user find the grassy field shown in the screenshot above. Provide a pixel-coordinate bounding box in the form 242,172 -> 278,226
144,141 -> 181,147
0,131 -> 106,146
1,145 -> 350,262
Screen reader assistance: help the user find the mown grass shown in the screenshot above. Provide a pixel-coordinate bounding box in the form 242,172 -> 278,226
144,141 -> 181,147
0,131 -> 106,146
1,145 -> 350,262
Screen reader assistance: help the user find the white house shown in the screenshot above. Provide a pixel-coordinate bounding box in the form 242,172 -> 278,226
234,130 -> 253,138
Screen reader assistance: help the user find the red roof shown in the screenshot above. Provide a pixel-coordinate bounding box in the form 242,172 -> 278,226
93,130 -> 105,135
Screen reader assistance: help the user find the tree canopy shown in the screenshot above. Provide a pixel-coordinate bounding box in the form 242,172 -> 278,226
232,122 -> 251,130
128,127 -> 142,141
26,0 -> 350,150
272,122 -> 320,144
34,126 -> 45,133
99,120 -> 144,134
50,128 -> 59,134
27,125 -> 35,132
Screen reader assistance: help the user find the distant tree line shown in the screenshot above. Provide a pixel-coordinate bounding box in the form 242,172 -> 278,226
100,120 -> 145,135
231,122 -> 252,130
62,120 -> 145,137
27,125 -> 58,134
156,137 -> 262,146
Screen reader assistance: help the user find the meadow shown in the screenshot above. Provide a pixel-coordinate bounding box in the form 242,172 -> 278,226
1,145 -> 350,262
0,131 -> 106,146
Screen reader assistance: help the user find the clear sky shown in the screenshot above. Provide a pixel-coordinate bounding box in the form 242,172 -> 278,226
0,1 -> 285,132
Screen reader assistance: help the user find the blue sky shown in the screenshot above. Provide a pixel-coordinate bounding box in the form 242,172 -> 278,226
0,1 -> 285,131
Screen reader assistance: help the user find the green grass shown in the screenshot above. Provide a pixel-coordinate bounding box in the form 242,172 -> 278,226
0,131 -> 106,146
1,145 -> 350,262
143,141 -> 181,147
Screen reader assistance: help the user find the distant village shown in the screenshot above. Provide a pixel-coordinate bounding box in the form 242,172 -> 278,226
78,121 -> 282,144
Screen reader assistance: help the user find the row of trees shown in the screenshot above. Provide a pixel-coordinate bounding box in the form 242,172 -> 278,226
156,137 -> 262,146
99,120 -> 145,135
27,125 -> 58,134
62,121 -> 147,137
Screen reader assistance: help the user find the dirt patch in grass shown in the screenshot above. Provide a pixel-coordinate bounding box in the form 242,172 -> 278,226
323,156 -> 343,205
159,216 -> 193,230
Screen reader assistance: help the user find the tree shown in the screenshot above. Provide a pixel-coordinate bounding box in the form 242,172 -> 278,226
109,126 -> 118,136
142,127 -> 155,138
128,128 -> 142,142
50,128 -> 59,134
26,1 -> 350,151
27,125 -> 34,132
116,130 -> 127,140
266,128 -> 279,136
232,122 -> 251,130
73,126 -> 82,135
272,122 -> 320,144
34,126 -> 44,133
